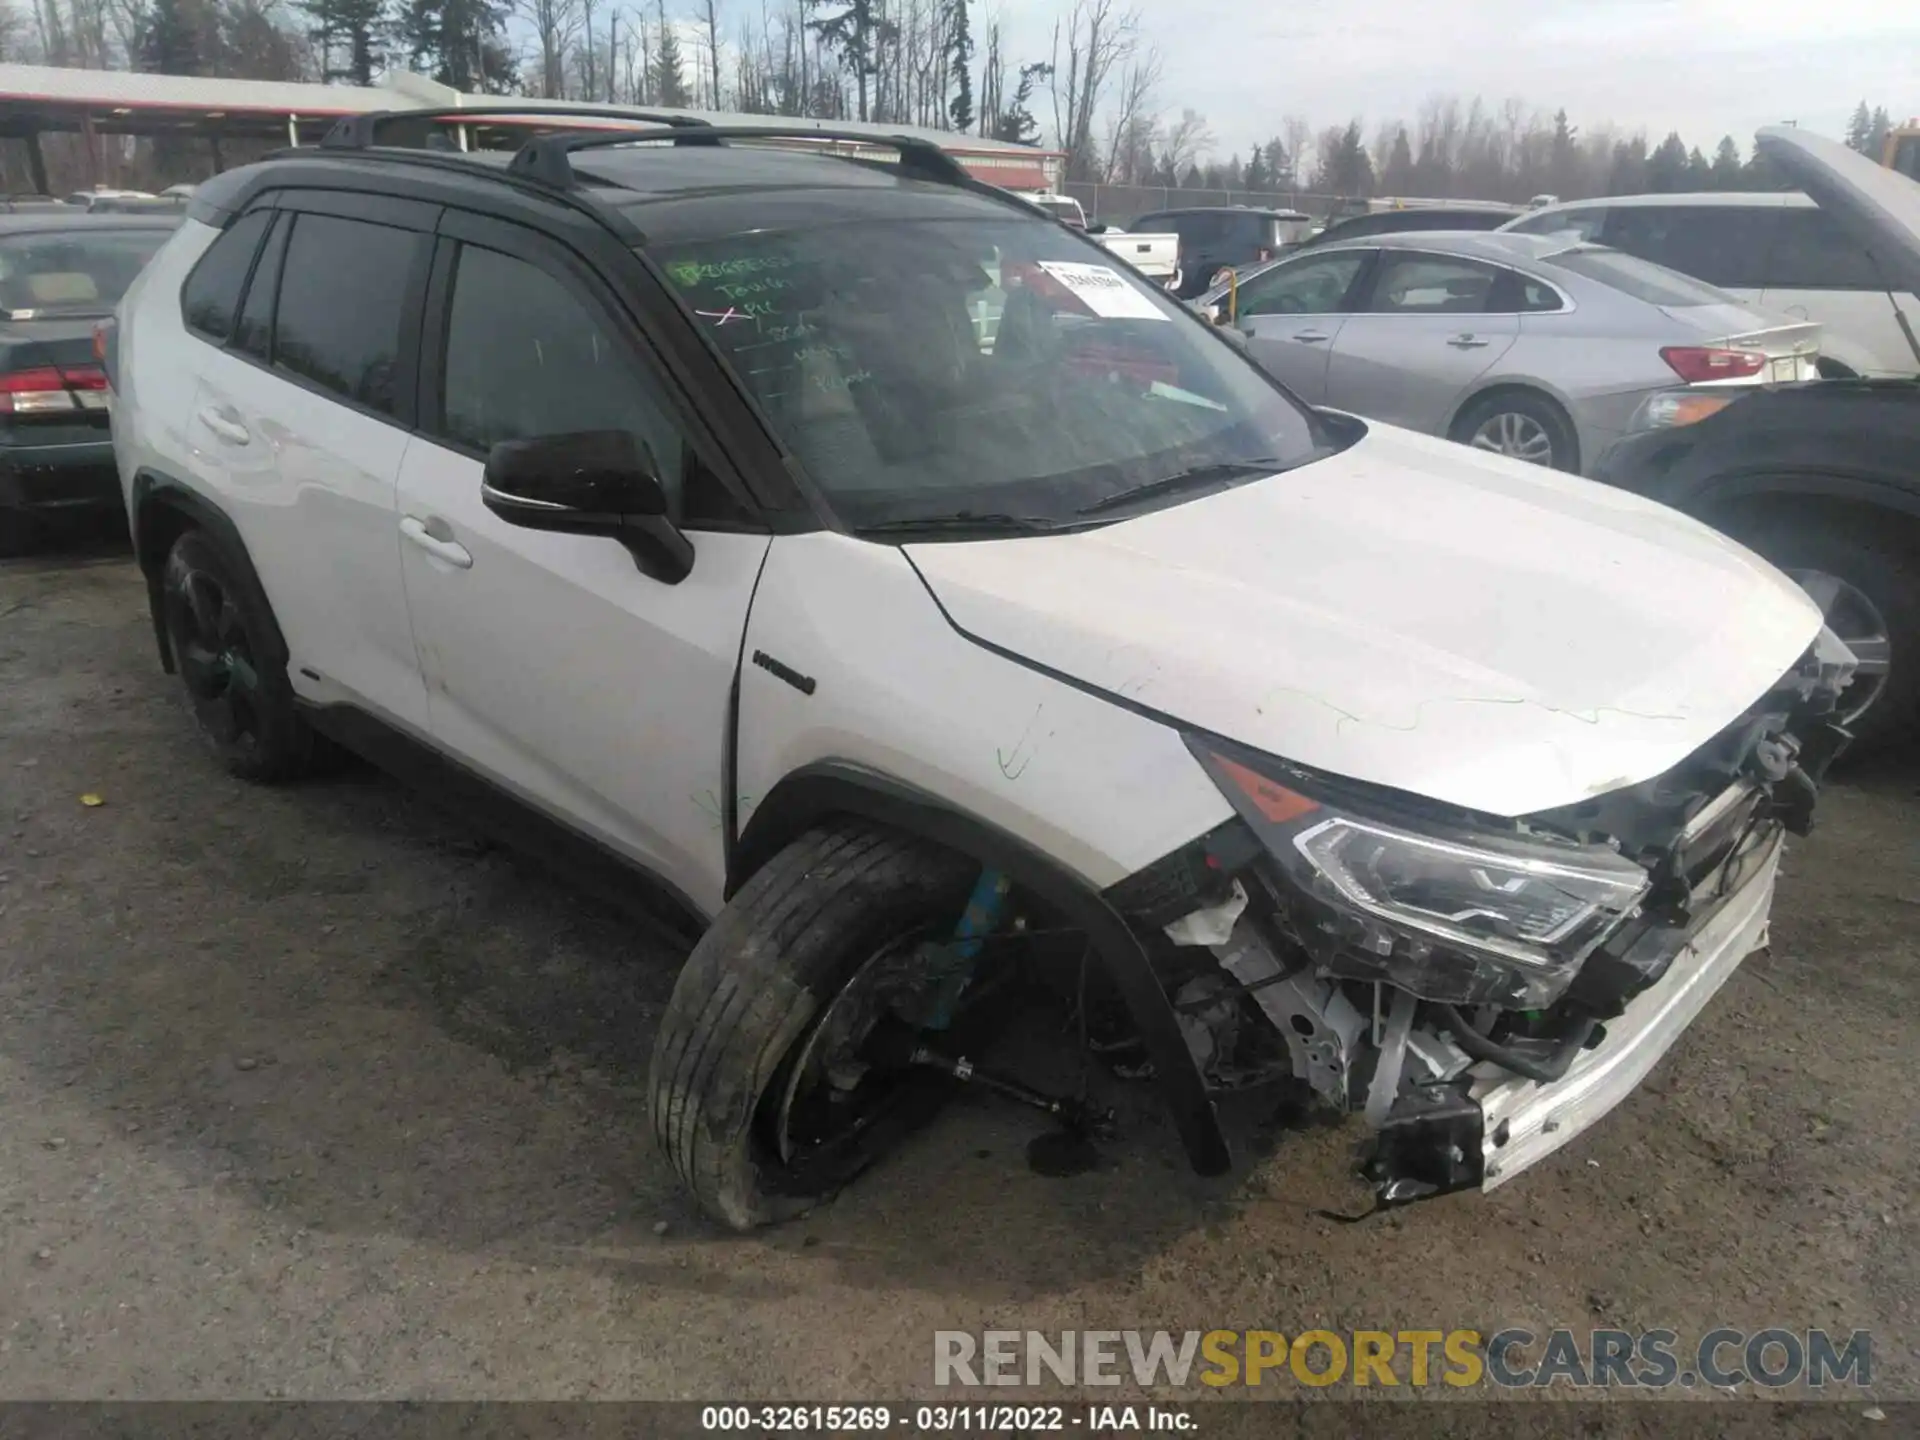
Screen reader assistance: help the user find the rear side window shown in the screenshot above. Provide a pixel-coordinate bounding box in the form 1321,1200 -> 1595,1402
1546,246 -> 1735,308
1763,209 -> 1887,290
181,210 -> 270,340
1599,206 -> 1773,288
1507,206 -> 1607,242
272,213 -> 420,415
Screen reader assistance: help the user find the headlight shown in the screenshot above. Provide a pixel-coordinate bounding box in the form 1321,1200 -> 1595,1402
1190,741 -> 1650,1009
1628,389 -> 1738,433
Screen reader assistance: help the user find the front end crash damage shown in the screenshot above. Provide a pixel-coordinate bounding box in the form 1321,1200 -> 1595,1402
1107,631 -> 1855,1208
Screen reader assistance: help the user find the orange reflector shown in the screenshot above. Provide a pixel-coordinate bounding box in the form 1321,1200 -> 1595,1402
1663,392 -> 1737,427
1209,753 -> 1321,824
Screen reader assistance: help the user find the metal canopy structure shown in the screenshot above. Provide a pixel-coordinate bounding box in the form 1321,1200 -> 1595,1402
0,63 -> 1064,196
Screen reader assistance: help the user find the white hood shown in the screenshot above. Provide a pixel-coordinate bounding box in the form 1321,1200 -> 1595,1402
906,424 -> 1823,817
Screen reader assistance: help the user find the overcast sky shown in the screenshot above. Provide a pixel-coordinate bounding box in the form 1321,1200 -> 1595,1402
991,0 -> 1918,161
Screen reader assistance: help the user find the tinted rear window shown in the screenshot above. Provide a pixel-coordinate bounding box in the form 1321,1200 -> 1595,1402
1544,246 -> 1737,308
271,213 -> 419,415
0,226 -> 169,318
1601,205 -> 1774,288
182,210 -> 270,340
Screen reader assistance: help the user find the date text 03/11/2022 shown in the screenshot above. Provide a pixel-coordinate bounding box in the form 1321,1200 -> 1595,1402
699,1405 -> 1195,1432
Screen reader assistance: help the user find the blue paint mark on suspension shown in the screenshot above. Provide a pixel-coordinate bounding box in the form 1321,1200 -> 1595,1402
925,868 -> 1011,1030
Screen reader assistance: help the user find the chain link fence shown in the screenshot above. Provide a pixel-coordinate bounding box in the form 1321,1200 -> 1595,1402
1063,182 -> 1355,226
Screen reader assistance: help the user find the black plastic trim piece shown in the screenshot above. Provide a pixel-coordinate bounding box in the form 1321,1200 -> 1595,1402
731,761 -> 1234,1178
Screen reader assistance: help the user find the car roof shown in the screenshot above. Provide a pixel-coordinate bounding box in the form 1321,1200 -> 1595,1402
1527,191 -> 1815,212
200,140 -> 1034,247
0,210 -> 181,234
1312,229 -> 1590,263
1139,205 -> 1311,220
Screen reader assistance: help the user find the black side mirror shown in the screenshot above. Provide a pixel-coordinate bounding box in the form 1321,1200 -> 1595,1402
482,429 -> 694,585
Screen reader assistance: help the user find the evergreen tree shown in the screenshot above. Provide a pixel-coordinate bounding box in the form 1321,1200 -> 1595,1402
989,61 -> 1046,146
399,0 -> 515,93
1262,139 -> 1289,189
653,0 -> 692,107
946,0 -> 974,133
1844,100 -> 1874,154
140,0 -> 218,74
1381,126 -> 1415,193
1686,146 -> 1712,187
298,0 -> 385,85
1242,145 -> 1267,192
1644,131 -> 1689,191
1710,136 -> 1742,189
1868,106 -> 1893,161
808,0 -> 893,122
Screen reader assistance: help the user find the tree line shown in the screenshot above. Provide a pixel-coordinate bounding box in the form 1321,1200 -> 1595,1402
0,0 -> 1903,206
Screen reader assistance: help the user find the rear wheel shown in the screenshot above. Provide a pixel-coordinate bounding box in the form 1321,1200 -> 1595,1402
160,528 -> 321,781
649,823 -> 986,1230
1729,514 -> 1920,751
1453,391 -> 1580,473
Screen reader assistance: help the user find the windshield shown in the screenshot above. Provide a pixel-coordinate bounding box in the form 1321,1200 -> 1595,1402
0,228 -> 169,317
1544,244 -> 1738,308
653,214 -> 1330,530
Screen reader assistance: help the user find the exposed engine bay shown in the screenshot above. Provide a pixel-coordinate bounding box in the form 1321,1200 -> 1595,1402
1106,629 -> 1857,1209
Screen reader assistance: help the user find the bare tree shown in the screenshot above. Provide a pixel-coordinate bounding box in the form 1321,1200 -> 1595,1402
1279,113 -> 1310,190
1097,45 -> 1158,182
520,0 -> 584,97
1047,0 -> 1137,182
697,0 -> 721,107
1157,105 -> 1212,178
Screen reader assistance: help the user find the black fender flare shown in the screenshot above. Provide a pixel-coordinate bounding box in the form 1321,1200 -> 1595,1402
1687,469 -> 1920,528
128,470 -> 291,680
731,761 -> 1233,1178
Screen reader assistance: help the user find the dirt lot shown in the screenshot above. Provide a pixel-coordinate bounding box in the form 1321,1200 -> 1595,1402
1,542 -> 1916,1409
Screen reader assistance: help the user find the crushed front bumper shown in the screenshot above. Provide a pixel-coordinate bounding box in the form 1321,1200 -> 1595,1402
1375,829 -> 1782,1200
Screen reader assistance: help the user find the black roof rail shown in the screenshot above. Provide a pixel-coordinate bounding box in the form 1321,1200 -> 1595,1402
504,123 -> 974,191
319,104 -> 717,152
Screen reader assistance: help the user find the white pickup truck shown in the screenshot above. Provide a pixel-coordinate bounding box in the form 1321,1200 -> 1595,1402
1016,192 -> 1182,291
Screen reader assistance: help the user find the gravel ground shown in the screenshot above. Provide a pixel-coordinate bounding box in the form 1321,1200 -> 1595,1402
1,541 -> 1915,1412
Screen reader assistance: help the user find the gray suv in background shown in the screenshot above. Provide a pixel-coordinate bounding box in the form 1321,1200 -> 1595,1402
1504,192 -> 1920,380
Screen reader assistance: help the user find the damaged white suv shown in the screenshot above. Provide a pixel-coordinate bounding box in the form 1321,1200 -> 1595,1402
107,110 -> 1855,1229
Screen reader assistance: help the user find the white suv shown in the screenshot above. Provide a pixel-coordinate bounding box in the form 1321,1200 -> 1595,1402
1504,191 -> 1920,379
108,111 -> 1855,1229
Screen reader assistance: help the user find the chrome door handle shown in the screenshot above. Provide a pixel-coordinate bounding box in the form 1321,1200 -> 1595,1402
1448,334 -> 1492,349
400,515 -> 473,569
197,406 -> 250,445
1290,330 -> 1331,343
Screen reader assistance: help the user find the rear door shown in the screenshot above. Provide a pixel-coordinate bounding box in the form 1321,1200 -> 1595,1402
186,194 -> 434,732
1229,248 -> 1374,403
1322,250 -> 1519,431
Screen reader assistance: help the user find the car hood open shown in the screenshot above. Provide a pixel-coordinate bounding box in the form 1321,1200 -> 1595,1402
905,423 -> 1823,818
1757,124 -> 1920,298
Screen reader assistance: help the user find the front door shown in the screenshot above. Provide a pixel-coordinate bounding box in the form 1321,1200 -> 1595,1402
394,217 -> 769,916
1231,249 -> 1374,403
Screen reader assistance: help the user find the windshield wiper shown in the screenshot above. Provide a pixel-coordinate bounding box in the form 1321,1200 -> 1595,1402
853,512 -> 1072,538
1077,458 -> 1288,515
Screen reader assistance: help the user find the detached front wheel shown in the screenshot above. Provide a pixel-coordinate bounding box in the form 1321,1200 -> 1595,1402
649,823 -> 984,1230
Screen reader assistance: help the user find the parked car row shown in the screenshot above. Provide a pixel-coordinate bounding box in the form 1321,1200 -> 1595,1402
1185,126 -> 1919,749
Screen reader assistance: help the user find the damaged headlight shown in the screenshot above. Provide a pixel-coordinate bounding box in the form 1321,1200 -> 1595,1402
1190,741 -> 1651,1009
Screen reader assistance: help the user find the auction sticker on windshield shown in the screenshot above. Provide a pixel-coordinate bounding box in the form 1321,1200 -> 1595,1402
1036,261 -> 1169,320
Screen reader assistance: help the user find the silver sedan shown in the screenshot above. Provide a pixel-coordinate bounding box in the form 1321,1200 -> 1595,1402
1196,231 -> 1821,473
